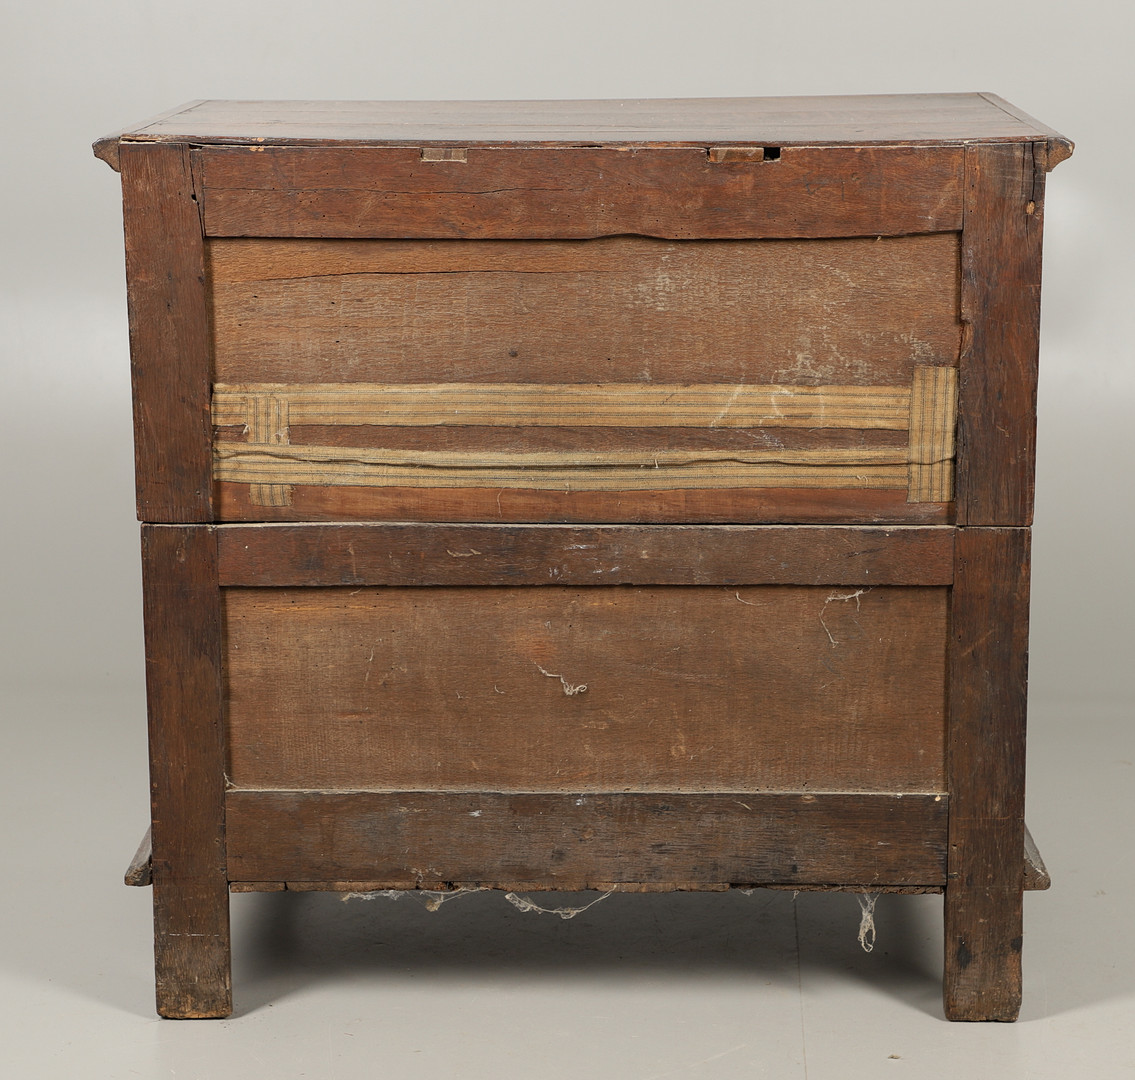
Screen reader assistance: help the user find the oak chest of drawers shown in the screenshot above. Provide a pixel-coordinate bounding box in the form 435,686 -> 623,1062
95,94 -> 1071,1021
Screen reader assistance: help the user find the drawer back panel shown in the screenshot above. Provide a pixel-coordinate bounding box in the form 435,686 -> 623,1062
222,583 -> 948,794
210,234 -> 961,523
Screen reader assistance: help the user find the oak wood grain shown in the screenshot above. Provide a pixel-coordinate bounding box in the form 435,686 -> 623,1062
197,145 -> 963,240
956,143 -> 1044,526
141,525 -> 230,1018
224,881 -> 946,894
214,522 -> 955,587
208,234 -> 961,386
944,527 -> 1031,1021
121,142 -> 213,522
225,791 -> 949,888
214,480 -> 951,525
223,583 -> 947,794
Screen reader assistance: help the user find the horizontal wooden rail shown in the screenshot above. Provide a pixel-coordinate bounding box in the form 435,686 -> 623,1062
225,791 -> 949,889
195,144 -> 964,240
212,522 -> 955,587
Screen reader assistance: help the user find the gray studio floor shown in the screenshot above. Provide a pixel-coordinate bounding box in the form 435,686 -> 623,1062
2,687 -> 1131,1080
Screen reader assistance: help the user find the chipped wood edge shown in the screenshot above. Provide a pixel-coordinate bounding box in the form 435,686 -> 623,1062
125,827 -> 153,887
1023,824 -> 1051,891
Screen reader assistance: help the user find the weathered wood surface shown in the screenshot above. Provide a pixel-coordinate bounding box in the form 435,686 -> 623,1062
227,880 -> 944,894
956,143 -> 1044,526
225,791 -> 949,888
223,583 -> 948,793
209,233 -> 959,522
220,423 -> 912,456
209,234 -> 961,385
99,93 -> 1071,153
215,480 -> 951,525
196,145 -> 962,239
945,527 -> 1031,1021
215,523 -> 955,587
121,142 -> 213,522
124,827 -> 153,887
141,525 -> 230,1018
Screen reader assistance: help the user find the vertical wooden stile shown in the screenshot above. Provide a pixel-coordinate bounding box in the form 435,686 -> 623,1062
141,525 -> 230,1018
120,141 -> 214,523
945,526 -> 1031,1020
955,141 -> 1045,526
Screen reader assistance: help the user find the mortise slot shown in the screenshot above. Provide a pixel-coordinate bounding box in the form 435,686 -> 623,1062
708,146 -> 781,163
420,147 -> 468,163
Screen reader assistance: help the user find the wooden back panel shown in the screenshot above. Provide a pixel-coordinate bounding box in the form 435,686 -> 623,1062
223,583 -> 948,794
210,234 -> 961,523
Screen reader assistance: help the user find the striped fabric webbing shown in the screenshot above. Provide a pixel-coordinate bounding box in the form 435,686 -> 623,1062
212,382 -> 913,430
212,370 -> 956,505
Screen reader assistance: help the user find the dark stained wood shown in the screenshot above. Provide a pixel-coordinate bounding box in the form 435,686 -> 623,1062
196,145 -> 963,240
208,234 -> 962,385
945,527 -> 1031,1021
767,883 -> 942,895
215,481 -> 951,526
223,583 -> 948,794
121,142 -> 213,522
105,94 -> 1068,149
1023,825 -> 1051,891
956,143 -> 1044,527
125,827 -> 153,887
226,880 -> 944,894
215,523 -> 955,587
141,525 -> 230,1018
225,791 -> 948,888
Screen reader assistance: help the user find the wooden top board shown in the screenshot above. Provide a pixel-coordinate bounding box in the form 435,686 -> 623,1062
94,94 -> 1072,171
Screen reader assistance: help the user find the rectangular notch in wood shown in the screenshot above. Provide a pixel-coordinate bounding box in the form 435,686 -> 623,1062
420,147 -> 468,162
708,146 -> 780,163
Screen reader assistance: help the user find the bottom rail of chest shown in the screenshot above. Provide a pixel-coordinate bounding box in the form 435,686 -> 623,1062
127,814 -> 1051,896
221,790 -> 950,890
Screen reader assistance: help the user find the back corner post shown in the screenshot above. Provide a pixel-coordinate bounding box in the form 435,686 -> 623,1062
141,523 -> 231,1018
944,525 -> 1030,1021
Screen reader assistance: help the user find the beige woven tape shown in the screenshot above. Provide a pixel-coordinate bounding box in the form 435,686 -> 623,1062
907,366 -> 958,503
244,393 -> 292,507
214,444 -> 909,491
212,370 -> 957,502
213,382 -> 913,430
